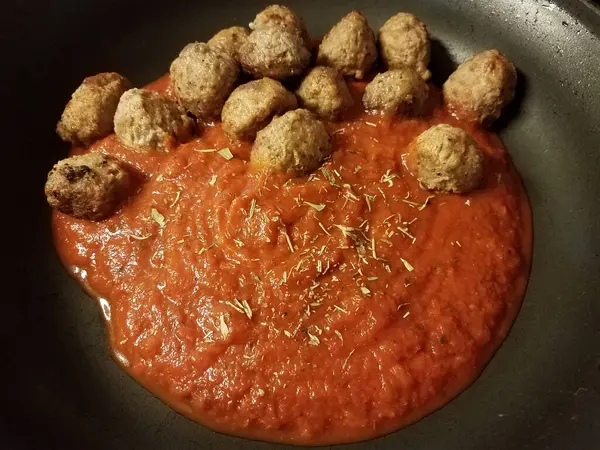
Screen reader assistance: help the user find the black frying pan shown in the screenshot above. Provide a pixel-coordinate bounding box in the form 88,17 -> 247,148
3,0 -> 600,448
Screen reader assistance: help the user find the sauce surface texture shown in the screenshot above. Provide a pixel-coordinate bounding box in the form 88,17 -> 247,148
52,77 -> 532,445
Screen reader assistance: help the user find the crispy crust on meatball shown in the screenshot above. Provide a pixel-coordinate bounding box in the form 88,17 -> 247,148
316,11 -> 377,79
207,26 -> 250,61
411,124 -> 484,193
222,78 -> 297,141
443,49 -> 517,124
362,69 -> 429,115
250,5 -> 311,48
45,153 -> 130,220
238,26 -> 310,80
57,72 -> 131,147
295,66 -> 353,120
378,13 -> 431,80
170,42 -> 239,119
251,109 -> 331,175
113,89 -> 193,150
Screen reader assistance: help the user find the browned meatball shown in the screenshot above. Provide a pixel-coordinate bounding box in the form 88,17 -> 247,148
251,109 -> 331,175
378,13 -> 431,80
222,78 -> 297,141
411,124 -> 483,193
170,42 -> 239,119
207,26 -> 250,61
443,49 -> 517,124
114,89 -> 193,150
45,153 -> 130,220
238,26 -> 310,80
362,69 -> 429,115
250,4 -> 311,48
57,72 -> 131,147
295,67 -> 353,120
316,11 -> 377,79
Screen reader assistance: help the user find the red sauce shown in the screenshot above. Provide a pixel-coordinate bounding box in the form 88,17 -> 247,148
52,76 -> 532,445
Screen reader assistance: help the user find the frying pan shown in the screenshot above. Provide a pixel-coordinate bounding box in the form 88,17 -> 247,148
2,0 -> 599,448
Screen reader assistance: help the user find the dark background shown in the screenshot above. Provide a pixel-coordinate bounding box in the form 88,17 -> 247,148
1,0 -> 599,449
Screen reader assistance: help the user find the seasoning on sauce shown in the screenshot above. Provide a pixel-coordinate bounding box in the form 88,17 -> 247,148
52,76 -> 532,445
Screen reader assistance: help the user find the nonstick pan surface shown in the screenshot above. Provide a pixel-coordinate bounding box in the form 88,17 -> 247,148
2,0 -> 600,449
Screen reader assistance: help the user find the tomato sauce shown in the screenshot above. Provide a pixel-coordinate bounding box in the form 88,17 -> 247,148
52,76 -> 532,445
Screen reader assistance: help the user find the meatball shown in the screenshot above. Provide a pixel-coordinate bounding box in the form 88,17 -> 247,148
170,42 -> 239,119
363,69 -> 429,115
113,89 -> 193,150
295,67 -> 353,120
411,124 -> 484,194
222,78 -> 297,141
443,49 -> 517,124
45,153 -> 130,220
316,11 -> 377,79
207,26 -> 250,61
57,72 -> 131,147
251,109 -> 331,175
238,26 -> 310,80
250,4 -> 311,48
378,13 -> 431,80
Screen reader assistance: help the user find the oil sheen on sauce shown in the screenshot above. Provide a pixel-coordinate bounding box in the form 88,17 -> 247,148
52,76 -> 532,445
